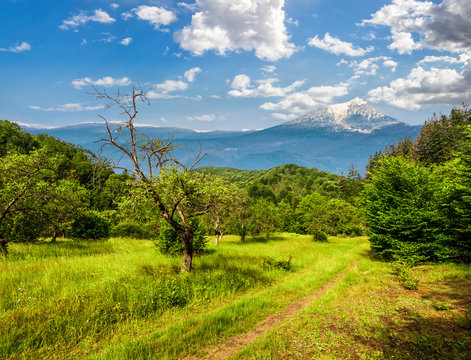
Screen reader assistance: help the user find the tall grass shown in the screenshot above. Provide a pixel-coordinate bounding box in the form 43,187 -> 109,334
0,234 -> 367,359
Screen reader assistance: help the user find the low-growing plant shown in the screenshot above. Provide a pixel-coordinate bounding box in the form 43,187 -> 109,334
392,262 -> 419,290
262,255 -> 292,271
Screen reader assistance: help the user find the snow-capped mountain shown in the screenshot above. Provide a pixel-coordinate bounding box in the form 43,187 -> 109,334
21,98 -> 422,173
286,97 -> 399,133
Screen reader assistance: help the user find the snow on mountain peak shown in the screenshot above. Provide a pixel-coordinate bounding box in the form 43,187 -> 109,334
286,98 -> 398,133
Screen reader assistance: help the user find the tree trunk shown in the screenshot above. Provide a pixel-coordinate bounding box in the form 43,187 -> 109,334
0,239 -> 8,257
179,229 -> 194,272
240,223 -> 246,243
215,230 -> 219,246
220,230 -> 224,242
51,230 -> 57,243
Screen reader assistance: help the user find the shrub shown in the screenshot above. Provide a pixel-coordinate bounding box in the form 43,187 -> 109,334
0,213 -> 44,243
156,218 -> 207,255
111,221 -> 147,239
313,230 -> 328,242
392,262 -> 419,290
69,213 -> 110,239
262,255 -> 292,271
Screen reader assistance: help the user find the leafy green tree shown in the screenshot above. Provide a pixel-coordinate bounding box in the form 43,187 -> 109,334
39,180 -> 89,242
0,149 -> 59,254
0,120 -> 38,156
250,199 -> 281,238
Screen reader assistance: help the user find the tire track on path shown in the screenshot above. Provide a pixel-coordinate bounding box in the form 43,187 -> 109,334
190,258 -> 360,360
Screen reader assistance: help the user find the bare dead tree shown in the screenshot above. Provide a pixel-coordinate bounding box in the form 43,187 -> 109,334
94,86 -> 210,272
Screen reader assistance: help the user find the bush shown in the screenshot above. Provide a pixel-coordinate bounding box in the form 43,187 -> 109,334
69,213 -> 110,239
111,221 -> 148,239
0,213 -> 43,243
313,231 -> 328,242
156,218 -> 208,255
262,255 -> 292,271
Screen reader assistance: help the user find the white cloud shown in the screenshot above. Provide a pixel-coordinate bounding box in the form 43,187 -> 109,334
271,112 -> 298,121
123,5 -> 176,30
361,0 -> 471,54
308,33 -> 373,57
174,0 -> 297,61
261,65 -> 276,73
418,54 -> 471,65
338,56 -> 397,76
120,37 -> 132,46
260,82 -> 349,114
0,42 -> 31,53
187,114 -> 224,121
184,67 -> 202,82
210,95 -> 221,99
71,76 -> 131,89
156,80 -> 189,92
29,103 -> 104,112
228,74 -> 305,98
111,3 -> 119,9
368,63 -> 471,109
177,2 -> 199,11
60,9 -> 115,30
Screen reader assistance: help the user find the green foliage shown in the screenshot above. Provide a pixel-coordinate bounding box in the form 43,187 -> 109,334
0,213 -> 44,243
313,231 -> 328,242
156,218 -> 207,255
362,155 -> 454,262
417,108 -> 471,165
392,262 -> 419,290
0,120 -> 39,156
262,255 -> 292,271
69,213 -> 111,239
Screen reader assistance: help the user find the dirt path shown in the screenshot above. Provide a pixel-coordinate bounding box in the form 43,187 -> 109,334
192,259 -> 360,360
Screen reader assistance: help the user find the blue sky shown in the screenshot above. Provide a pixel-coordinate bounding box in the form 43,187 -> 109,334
1,0 -> 470,130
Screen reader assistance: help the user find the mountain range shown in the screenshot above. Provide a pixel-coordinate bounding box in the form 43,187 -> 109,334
22,98 -> 422,174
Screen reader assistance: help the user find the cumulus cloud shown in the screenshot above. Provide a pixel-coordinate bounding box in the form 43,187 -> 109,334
110,3 -> 119,9
184,67 -> 202,82
29,103 -> 104,112
228,74 -> 304,98
122,5 -> 176,30
148,68 -> 202,99
308,33 -> 373,56
120,37 -> 132,46
338,56 -> 397,76
71,76 -> 131,89
368,63 -> 471,109
174,0 -> 297,61
0,42 -> 31,53
260,82 -> 349,115
60,9 -> 115,30
361,0 -> 471,54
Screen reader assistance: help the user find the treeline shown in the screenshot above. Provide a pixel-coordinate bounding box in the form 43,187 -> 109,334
0,119 -> 364,256
363,108 -> 471,263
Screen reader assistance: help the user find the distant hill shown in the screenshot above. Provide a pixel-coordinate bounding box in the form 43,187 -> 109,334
21,98 -> 422,174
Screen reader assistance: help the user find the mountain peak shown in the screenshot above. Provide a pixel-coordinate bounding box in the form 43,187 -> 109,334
285,98 -> 399,133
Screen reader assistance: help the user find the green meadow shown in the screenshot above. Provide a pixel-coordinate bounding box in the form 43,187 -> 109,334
1,234 -> 469,359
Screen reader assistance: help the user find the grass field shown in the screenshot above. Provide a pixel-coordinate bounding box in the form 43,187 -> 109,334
1,234 -> 469,359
